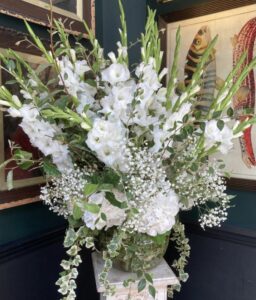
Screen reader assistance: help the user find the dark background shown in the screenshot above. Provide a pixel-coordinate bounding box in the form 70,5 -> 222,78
0,0 -> 256,299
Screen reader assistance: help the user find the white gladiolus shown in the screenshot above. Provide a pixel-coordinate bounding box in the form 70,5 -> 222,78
164,103 -> 192,132
100,81 -> 136,124
101,63 -> 130,85
8,107 -> 22,118
18,104 -> 73,172
57,56 -> 91,99
135,59 -> 161,91
204,120 -> 234,154
86,118 -> 128,172
19,104 -> 39,122
12,95 -> 22,107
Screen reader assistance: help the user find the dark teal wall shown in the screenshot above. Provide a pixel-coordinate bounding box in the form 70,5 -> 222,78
96,0 -> 147,67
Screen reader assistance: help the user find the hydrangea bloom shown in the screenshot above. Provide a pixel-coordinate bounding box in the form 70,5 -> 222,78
83,191 -> 127,230
137,191 -> 179,236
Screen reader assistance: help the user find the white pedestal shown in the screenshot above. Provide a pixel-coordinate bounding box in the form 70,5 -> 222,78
92,252 -> 179,300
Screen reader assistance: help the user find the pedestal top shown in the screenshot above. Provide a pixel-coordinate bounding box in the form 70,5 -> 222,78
92,252 -> 179,293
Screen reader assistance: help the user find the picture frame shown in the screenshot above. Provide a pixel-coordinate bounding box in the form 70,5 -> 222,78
0,27 -> 51,209
0,0 -> 95,37
159,0 -> 256,191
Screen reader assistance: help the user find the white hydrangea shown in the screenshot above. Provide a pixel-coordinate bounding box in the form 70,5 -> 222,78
86,118 -> 128,172
83,191 -> 127,230
101,63 -> 130,86
204,120 -> 233,154
136,191 -> 179,236
124,146 -> 180,236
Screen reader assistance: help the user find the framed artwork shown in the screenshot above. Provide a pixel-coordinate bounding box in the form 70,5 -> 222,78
0,0 -> 95,37
0,27 -> 52,209
159,0 -> 256,190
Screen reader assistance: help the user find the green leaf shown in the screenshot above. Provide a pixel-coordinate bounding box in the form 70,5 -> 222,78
151,232 -> 169,245
227,107 -> 234,117
84,203 -> 100,214
136,270 -> 143,278
73,204 -> 83,220
217,119 -> 225,131
180,272 -> 189,282
7,170 -> 13,190
64,228 -> 77,248
190,163 -> 198,172
194,110 -> 202,120
14,149 -> 32,160
17,161 -> 33,170
167,147 -> 174,154
145,273 -> 153,284
85,79 -> 97,87
42,158 -> 61,176
149,285 -> 156,298
84,183 -> 98,196
212,110 -> 222,118
98,184 -> 114,191
101,212 -> 107,221
182,114 -> 189,123
199,122 -> 206,132
102,169 -> 120,186
138,278 -> 146,293
105,192 -> 127,209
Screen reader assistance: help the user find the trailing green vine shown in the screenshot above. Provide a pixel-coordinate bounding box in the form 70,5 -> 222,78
168,221 -> 190,298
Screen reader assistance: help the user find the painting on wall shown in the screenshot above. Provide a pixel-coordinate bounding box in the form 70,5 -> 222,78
0,28 -> 55,209
160,0 -> 256,190
0,0 -> 95,36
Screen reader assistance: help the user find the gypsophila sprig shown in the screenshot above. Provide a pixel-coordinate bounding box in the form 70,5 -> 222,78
40,167 -> 93,217
1,0 -> 256,298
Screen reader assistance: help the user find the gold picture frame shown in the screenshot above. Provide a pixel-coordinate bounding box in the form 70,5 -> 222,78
0,0 -> 95,37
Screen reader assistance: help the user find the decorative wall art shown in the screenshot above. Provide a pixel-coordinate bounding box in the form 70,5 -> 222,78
0,0 -> 95,36
160,0 -> 256,190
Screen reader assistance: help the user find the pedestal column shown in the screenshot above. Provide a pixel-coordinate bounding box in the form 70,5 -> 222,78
92,253 -> 179,300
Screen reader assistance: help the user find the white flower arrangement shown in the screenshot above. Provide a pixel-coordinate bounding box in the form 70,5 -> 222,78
0,1 -> 256,299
